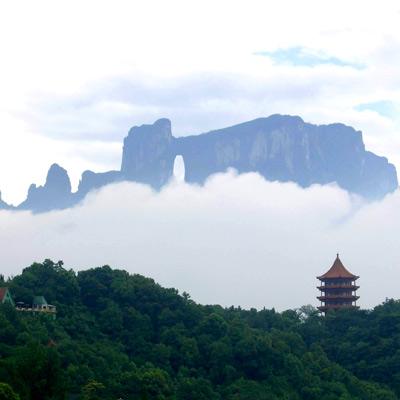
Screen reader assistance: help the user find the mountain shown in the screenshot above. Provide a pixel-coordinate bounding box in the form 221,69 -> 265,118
18,163 -> 75,213
122,115 -> 398,198
75,170 -> 122,202
121,118 -> 175,188
10,115 -> 399,212
0,191 -> 13,210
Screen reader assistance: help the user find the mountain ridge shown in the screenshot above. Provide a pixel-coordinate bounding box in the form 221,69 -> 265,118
0,114 -> 397,213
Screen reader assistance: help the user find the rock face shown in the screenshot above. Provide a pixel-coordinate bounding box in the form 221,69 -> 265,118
76,170 -> 122,201
8,114 -> 399,213
16,166 -> 122,213
121,115 -> 398,199
18,164 -> 75,213
121,118 -> 176,188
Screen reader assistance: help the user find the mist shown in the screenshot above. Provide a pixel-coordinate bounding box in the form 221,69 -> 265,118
0,170 -> 398,311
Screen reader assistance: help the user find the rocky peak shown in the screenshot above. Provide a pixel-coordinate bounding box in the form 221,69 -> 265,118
45,163 -> 72,194
0,191 -> 12,210
18,164 -> 74,213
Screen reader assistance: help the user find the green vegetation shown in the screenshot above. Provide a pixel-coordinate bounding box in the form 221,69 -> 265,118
0,383 -> 20,400
1,260 -> 400,399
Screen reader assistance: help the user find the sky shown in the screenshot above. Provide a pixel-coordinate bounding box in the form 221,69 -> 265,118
1,1 -> 400,310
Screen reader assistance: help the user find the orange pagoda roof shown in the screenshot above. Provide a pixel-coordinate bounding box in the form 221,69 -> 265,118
317,254 -> 359,280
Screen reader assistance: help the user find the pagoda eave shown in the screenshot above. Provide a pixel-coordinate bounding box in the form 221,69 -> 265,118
317,305 -> 360,312
317,275 -> 359,281
317,295 -> 360,301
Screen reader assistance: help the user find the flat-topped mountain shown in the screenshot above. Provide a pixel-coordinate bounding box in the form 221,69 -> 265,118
0,115 -> 397,213
121,115 -> 397,198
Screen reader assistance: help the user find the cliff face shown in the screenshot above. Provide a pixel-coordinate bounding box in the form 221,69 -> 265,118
121,115 -> 398,199
16,167 -> 122,213
10,114 -> 399,213
121,118 -> 176,189
76,170 -> 122,201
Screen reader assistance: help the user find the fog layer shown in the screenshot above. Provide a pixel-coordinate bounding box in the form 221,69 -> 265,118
1,170 -> 398,311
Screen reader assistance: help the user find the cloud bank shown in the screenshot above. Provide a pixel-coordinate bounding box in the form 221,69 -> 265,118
1,170 -> 398,311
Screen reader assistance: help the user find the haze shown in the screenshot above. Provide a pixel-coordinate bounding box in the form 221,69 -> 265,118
1,171 -> 398,311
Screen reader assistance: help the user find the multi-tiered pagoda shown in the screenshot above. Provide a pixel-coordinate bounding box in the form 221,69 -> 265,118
317,254 -> 359,314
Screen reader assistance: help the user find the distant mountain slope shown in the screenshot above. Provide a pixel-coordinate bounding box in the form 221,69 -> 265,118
3,114 -> 397,213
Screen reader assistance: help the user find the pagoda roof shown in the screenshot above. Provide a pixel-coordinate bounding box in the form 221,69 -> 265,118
317,255 -> 359,280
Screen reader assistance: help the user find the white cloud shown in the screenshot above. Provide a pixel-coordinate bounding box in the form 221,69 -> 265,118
0,172 -> 397,311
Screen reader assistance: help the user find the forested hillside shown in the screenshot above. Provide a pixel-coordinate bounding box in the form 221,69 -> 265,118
1,260 -> 400,400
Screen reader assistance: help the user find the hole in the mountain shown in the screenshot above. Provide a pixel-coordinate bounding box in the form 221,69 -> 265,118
173,155 -> 185,182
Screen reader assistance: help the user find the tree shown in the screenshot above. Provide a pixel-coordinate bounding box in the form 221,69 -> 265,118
81,381 -> 105,400
176,377 -> 220,400
10,259 -> 80,307
7,341 -> 65,400
0,383 -> 20,400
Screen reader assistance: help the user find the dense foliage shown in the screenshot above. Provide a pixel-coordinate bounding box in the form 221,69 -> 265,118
0,260 -> 400,399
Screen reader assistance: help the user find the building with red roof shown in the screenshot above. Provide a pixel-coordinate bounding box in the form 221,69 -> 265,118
317,254 -> 360,314
0,287 -> 15,307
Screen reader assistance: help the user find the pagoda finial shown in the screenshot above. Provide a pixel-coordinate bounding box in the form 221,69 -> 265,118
337,253 -> 339,258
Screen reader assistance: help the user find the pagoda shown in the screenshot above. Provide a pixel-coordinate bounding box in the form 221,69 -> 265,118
317,254 -> 359,314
